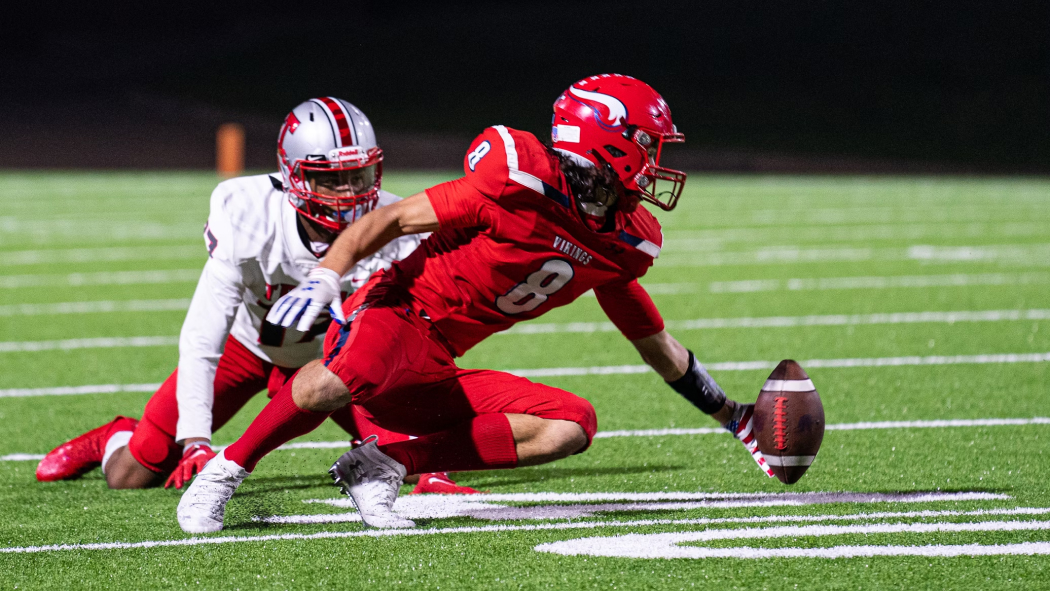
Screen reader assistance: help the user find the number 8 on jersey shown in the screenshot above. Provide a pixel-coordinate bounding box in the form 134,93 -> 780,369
495,259 -> 575,315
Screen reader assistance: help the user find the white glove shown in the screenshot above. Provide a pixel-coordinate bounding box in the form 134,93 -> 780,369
266,267 -> 347,331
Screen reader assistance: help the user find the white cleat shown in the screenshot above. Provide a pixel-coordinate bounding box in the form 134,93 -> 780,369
176,450 -> 250,534
329,438 -> 415,529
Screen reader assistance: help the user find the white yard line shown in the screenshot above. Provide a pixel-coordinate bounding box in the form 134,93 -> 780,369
423,491 -> 1009,503
0,245 -> 203,267
907,244 -> 1050,262
1,507 -> 1046,555
0,383 -> 161,398
743,205 -> 1048,226
311,491 -> 1009,506
0,454 -> 44,461
4,351 -> 1048,398
0,269 -> 201,289
500,308 -> 1050,335
0,308 -> 1041,354
536,519 -> 1050,559
268,492 -> 1012,524
4,418 -> 1048,462
594,417 -> 1050,439
0,336 -> 178,353
507,351 -> 1050,377
0,307 -> 1042,352
572,272 -> 1050,297
656,243 -> 1050,267
0,299 -> 190,317
662,221 -> 1050,245
0,219 -> 200,242
707,271 -> 1050,293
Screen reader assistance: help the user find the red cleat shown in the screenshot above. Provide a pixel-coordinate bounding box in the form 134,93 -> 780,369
409,472 -> 479,495
36,416 -> 138,482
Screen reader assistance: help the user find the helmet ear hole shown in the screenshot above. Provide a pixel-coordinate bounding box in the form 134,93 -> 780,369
603,145 -> 627,158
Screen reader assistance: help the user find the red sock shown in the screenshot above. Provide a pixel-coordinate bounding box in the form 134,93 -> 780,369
223,380 -> 331,472
328,405 -> 413,445
327,406 -> 361,441
379,413 -> 518,475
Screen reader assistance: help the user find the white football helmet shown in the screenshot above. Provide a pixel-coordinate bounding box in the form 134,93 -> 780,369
277,97 -> 383,230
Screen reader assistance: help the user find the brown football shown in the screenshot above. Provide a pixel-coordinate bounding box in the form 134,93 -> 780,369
752,360 -> 825,484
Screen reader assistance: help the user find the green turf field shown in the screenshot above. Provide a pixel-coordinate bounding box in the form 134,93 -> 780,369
1,171 -> 1048,589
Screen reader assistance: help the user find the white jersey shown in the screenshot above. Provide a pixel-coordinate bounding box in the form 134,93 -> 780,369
175,174 -> 420,442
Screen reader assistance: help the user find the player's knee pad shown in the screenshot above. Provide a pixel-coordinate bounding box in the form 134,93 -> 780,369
126,417 -> 181,474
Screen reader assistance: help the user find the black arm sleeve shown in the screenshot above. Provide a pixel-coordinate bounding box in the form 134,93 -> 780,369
666,350 -> 727,414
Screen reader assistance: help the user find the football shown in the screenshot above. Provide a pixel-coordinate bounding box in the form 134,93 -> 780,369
752,360 -> 825,484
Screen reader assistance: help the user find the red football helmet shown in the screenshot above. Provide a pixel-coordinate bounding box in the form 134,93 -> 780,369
552,74 -> 686,211
277,97 -> 383,231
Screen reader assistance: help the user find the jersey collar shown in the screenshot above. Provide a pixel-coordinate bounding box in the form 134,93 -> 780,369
279,185 -> 322,267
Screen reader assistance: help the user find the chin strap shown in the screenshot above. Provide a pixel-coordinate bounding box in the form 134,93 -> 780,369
666,350 -> 727,414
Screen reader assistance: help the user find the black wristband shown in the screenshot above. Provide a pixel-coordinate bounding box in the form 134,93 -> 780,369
667,350 -> 727,414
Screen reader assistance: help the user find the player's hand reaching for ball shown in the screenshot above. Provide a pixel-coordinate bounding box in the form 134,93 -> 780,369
266,267 -> 347,332
165,443 -> 217,489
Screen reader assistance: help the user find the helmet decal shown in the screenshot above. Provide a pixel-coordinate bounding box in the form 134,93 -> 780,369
315,97 -> 356,147
278,111 -> 300,146
568,86 -> 628,130
552,124 -> 580,143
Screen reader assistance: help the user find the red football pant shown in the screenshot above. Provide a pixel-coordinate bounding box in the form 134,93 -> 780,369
333,282 -> 597,474
127,335 -> 408,474
222,280 -> 596,474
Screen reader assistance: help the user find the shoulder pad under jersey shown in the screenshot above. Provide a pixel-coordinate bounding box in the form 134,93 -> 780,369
205,174 -> 282,263
463,126 -> 567,206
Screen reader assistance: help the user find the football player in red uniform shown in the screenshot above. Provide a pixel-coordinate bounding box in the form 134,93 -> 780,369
178,74 -> 773,533
36,97 -> 475,496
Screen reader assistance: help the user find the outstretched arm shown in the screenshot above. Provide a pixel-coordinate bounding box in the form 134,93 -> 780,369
630,330 -> 689,381
592,279 -> 735,423
596,275 -> 773,477
265,192 -> 439,331
631,329 -> 775,478
630,330 -> 734,425
318,192 -> 440,276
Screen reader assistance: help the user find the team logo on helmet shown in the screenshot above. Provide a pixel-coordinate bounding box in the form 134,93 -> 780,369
568,86 -> 628,131
278,111 -> 301,146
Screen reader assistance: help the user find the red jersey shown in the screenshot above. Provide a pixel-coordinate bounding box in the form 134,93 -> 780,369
386,126 -> 665,356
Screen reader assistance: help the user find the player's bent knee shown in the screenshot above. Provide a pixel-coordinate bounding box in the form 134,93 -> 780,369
104,448 -> 160,489
548,393 -> 598,450
547,420 -> 588,458
510,415 -> 590,466
292,360 -> 351,412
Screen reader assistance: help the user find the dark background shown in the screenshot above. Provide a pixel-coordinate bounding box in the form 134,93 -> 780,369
3,1 -> 1048,172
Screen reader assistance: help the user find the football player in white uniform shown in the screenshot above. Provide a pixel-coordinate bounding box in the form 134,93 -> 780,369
37,97 -> 477,494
